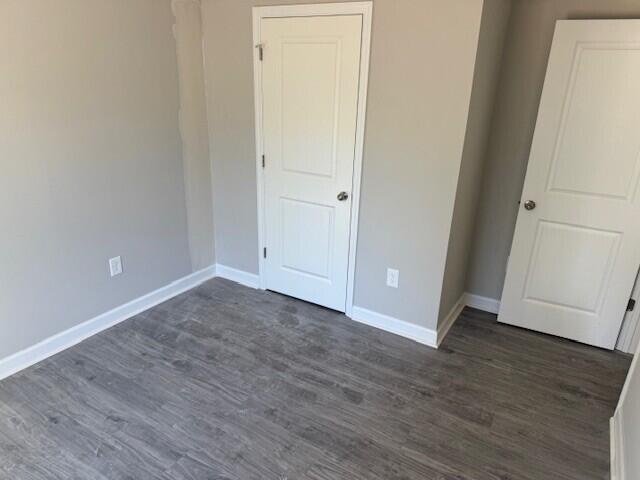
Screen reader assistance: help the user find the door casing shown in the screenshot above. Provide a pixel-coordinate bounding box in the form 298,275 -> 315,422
252,2 -> 373,316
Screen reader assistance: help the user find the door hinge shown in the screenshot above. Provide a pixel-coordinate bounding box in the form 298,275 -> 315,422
263,247 -> 267,259
627,298 -> 636,312
262,154 -> 265,168
256,44 -> 264,61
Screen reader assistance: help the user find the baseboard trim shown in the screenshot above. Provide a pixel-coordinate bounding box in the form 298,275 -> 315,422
215,264 -> 260,289
0,266 -> 216,381
350,306 -> 438,348
610,412 -> 625,480
438,294 -> 466,347
464,293 -> 501,314
209,267 -> 501,347
350,293 -> 499,349
0,263 -> 504,380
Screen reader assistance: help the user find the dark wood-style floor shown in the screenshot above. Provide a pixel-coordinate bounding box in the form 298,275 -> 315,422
0,278 -> 631,480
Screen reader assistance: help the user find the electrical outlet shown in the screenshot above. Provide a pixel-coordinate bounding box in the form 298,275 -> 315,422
386,268 -> 399,288
109,256 -> 123,277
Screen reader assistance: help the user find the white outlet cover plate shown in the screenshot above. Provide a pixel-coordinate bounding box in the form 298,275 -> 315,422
109,256 -> 123,277
386,268 -> 399,288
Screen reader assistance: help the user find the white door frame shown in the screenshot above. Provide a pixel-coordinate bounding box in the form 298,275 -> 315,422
617,270 -> 640,353
252,2 -> 373,316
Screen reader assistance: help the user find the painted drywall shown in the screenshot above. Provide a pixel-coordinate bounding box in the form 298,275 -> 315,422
173,0 -> 215,270
0,0 -> 193,359
614,342 -> 640,478
467,0 -> 640,301
621,366 -> 640,479
202,0 -> 484,331
438,0 -> 511,324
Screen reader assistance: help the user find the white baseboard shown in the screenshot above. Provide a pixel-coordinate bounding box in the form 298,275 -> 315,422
350,306 -> 438,348
438,294 -> 466,346
212,265 -> 444,348
350,293 -> 499,349
464,293 -> 501,314
610,412 -> 625,480
0,266 -> 216,381
0,263 -> 503,381
215,264 -> 260,289
210,266 -> 500,349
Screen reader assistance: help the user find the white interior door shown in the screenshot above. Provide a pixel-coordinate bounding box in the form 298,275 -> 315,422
259,15 -> 363,311
500,20 -> 640,349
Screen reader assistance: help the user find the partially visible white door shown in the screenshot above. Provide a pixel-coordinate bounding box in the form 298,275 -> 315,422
500,20 -> 640,349
259,15 -> 363,311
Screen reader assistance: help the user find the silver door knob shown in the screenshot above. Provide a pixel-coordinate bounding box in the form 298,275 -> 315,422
523,200 -> 536,211
337,191 -> 349,201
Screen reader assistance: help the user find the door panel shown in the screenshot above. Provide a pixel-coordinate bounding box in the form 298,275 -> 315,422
548,48 -> 640,199
281,42 -> 339,178
523,222 -> 620,313
260,15 -> 363,311
280,198 -> 334,279
500,21 -> 640,349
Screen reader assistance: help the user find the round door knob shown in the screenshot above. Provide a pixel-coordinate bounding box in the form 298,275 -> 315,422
523,200 -> 536,211
337,191 -> 349,201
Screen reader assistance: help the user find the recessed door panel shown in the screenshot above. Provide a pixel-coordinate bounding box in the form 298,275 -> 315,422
282,41 -> 339,178
281,198 -> 334,279
523,222 -> 620,313
548,48 -> 640,200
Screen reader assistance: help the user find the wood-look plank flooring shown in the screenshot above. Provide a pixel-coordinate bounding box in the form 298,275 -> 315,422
0,278 -> 631,479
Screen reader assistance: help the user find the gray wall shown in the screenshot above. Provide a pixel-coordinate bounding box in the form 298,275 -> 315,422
467,0 -> 640,301
438,0 -> 511,323
202,0 -> 484,330
0,0 -> 194,359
